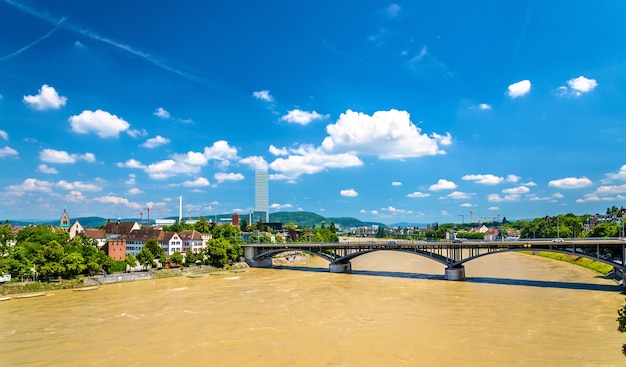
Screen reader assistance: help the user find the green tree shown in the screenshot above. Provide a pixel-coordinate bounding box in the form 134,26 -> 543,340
144,238 -> 166,260
35,240 -> 65,280
61,252 -> 86,278
617,301 -> 626,356
204,238 -> 229,267
184,251 -> 197,266
194,216 -> 211,234
0,223 -> 15,256
240,218 -> 249,231
170,251 -> 183,266
136,247 -> 154,270
329,222 -> 337,234
125,253 -> 138,272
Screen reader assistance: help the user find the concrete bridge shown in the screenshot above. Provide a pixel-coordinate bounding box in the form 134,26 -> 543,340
242,239 -> 626,283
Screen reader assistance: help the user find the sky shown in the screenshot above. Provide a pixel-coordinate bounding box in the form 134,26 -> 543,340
1,1 -> 626,225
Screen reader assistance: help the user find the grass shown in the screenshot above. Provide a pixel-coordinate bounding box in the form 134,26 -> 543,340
521,251 -> 614,275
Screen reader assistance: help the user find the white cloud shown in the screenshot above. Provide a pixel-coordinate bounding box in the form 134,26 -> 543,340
567,76 -> 598,96
382,206 -> 412,215
65,190 -> 86,203
0,146 -> 18,158
93,195 -> 142,209
37,164 -> 58,174
387,4 -> 401,17
182,177 -> 211,187
0,130 -> 7,140
476,103 -> 492,110
391,181 -> 402,186
125,174 -> 136,185
127,128 -> 148,138
460,203 -> 474,207
141,135 -> 170,148
214,172 -> 244,184
322,109 -> 451,159
487,194 -> 521,202
253,90 -> 274,102
39,148 -> 95,164
407,191 -> 429,198
447,191 -> 471,199
462,174 -> 503,185
23,84 -> 67,110
154,107 -> 170,118
69,109 -> 130,138
269,144 -> 363,182
506,80 -> 531,98
117,159 -> 145,169
604,165 -> 626,182
126,187 -> 144,195
441,210 -> 451,216
502,185 -> 530,194
488,206 -> 500,211
506,174 -> 520,183
281,109 -> 328,125
203,140 -> 239,162
269,203 -> 293,210
340,188 -> 358,197
6,178 -> 54,193
429,179 -> 457,191
269,145 -> 289,156
593,184 -> 626,195
548,177 -> 592,189
239,156 -> 268,170
56,180 -> 101,192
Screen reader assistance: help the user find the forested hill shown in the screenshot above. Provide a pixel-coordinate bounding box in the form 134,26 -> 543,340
269,211 -> 384,228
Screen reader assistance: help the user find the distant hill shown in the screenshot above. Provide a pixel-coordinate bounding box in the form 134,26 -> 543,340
269,211 -> 384,228
6,212 -> 385,229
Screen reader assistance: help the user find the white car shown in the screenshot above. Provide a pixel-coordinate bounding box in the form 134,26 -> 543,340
552,238 -> 564,243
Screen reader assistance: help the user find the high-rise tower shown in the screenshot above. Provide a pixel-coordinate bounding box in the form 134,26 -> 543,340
254,170 -> 269,222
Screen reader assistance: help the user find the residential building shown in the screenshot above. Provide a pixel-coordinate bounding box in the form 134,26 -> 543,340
68,220 -> 84,239
179,230 -> 207,254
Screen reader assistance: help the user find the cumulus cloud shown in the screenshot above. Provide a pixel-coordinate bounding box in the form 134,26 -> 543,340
69,109 -> 130,138
239,156 -> 268,170
429,179 -> 457,191
39,148 -> 95,164
603,164 -> 626,182
253,90 -> 274,102
502,185 -> 530,194
141,135 -> 170,148
117,159 -> 145,169
548,177 -> 592,189
269,145 -> 289,156
7,178 -> 54,193
65,190 -> 86,203
487,194 -> 521,202
475,103 -> 492,110
56,180 -> 101,192
382,206 -> 413,215
214,172 -> 244,184
181,177 -> 211,187
270,203 -> 293,210
340,188 -> 358,197
407,191 -> 429,198
506,174 -> 520,183
447,191 -> 471,199
93,195 -> 142,209
37,164 -> 58,174
127,128 -> 148,138
506,80 -> 531,98
281,109 -> 328,125
462,174 -> 503,185
269,145 -> 363,181
322,109 -> 451,159
391,181 -> 402,186
204,140 -> 239,162
23,84 -> 67,110
0,130 -> 7,140
559,76 -> 598,96
0,146 -> 18,158
154,107 -> 170,118
126,187 -> 144,195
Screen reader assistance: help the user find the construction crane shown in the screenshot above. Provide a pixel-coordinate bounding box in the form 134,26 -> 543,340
139,211 -> 143,227
458,214 -> 465,224
469,210 -> 476,223
144,207 -> 163,228
481,214 -> 501,223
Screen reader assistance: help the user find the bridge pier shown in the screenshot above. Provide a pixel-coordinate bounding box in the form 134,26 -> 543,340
247,257 -> 273,268
444,266 -> 466,281
329,262 -> 352,273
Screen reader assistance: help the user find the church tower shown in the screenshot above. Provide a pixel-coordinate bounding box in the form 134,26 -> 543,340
60,206 -> 70,228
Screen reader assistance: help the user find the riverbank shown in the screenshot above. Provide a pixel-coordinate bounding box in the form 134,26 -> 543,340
0,262 -> 250,296
521,251 -> 614,275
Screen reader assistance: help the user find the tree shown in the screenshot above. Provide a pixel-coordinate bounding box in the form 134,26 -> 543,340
240,218 -> 249,231
35,240 -> 65,280
136,247 -> 154,270
170,251 -> 183,266
125,254 -> 138,272
0,223 -> 15,256
144,238 -> 166,260
329,222 -> 337,234
61,252 -> 86,278
617,301 -> 626,356
194,216 -> 211,234
184,251 -> 197,266
204,238 -> 229,267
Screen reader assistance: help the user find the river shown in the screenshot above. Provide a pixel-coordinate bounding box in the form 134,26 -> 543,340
1,251 -> 624,366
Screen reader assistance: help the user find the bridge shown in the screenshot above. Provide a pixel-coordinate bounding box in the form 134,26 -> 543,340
242,239 -> 626,283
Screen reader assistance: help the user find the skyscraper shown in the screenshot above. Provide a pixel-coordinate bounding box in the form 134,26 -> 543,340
254,170 -> 269,222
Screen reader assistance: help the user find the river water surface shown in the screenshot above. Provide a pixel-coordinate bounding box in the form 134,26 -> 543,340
1,252 -> 625,366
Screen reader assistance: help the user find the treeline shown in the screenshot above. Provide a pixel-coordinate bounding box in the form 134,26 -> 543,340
0,224 -> 119,281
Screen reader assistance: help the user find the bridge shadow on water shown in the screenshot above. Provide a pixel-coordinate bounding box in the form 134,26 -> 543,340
270,265 -> 622,292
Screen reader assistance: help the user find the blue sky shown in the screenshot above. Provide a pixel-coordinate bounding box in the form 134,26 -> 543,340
1,1 -> 625,224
